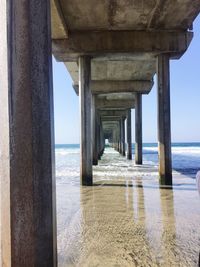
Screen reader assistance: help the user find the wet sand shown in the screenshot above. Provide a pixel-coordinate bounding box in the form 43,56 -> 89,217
57,148 -> 200,267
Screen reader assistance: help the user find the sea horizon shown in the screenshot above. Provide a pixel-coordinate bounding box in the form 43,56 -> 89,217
55,142 -> 200,180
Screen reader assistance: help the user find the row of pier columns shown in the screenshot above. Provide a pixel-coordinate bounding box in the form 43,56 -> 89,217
109,107 -> 140,163
79,55 -> 172,187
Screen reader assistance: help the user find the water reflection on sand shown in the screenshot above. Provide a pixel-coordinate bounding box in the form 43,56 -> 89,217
57,148 -> 200,267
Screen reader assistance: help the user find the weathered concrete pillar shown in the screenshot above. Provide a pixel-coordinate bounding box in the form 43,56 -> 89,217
157,54 -> 172,185
0,1 -> 56,266
92,95 -> 98,165
119,121 -> 122,154
97,115 -> 101,159
100,119 -> 105,156
121,117 -> 126,156
126,109 -> 132,160
79,56 -> 93,185
113,128 -> 118,151
135,93 -> 143,164
118,121 -> 121,153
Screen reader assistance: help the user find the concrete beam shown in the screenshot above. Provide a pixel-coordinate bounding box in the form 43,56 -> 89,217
96,99 -> 135,109
98,92 -> 135,101
0,1 -> 56,266
73,80 -> 153,95
91,60 -> 155,81
92,80 -> 153,94
51,0 -> 68,39
103,123 -> 119,131
103,121 -> 120,126
78,80 -> 152,95
52,30 -> 193,61
99,110 -> 127,117
101,115 -> 121,120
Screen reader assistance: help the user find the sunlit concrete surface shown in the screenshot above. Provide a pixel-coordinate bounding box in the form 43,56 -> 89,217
57,148 -> 200,267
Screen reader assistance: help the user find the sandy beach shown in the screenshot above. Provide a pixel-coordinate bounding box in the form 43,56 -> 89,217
57,147 -> 200,267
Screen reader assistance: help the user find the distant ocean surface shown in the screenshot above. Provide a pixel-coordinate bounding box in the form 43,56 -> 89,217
55,143 -> 200,182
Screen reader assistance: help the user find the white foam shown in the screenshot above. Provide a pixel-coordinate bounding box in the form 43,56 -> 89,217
144,146 -> 200,156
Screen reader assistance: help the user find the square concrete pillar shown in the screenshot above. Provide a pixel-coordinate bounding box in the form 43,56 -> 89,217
126,109 -> 132,160
157,54 -> 172,185
79,56 -> 93,185
135,93 -> 143,164
117,123 -> 121,152
121,117 -> 126,156
0,1 -> 57,266
99,119 -> 105,156
92,95 -> 98,165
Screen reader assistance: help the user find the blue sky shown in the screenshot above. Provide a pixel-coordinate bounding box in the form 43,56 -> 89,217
53,15 -> 200,144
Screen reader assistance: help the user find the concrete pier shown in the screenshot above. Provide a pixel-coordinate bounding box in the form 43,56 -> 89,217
1,0 -> 200,264
157,54 -> 172,185
0,1 -> 56,266
126,109 -> 132,160
79,56 -> 93,185
135,93 -> 143,165
52,0 -> 198,185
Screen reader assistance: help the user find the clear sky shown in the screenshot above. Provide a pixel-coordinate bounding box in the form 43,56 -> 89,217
53,15 -> 200,144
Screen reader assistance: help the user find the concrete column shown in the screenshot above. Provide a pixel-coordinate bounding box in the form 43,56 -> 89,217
0,1 -> 56,266
97,115 -> 101,159
157,54 -> 172,185
100,119 -> 105,156
135,93 -> 143,164
79,56 -> 93,185
126,109 -> 132,160
119,121 -> 122,154
113,128 -> 118,151
92,95 -> 98,165
121,118 -> 126,156
118,121 -> 121,153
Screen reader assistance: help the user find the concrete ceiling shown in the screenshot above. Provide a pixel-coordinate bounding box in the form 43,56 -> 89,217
53,0 -> 200,32
51,0 -> 200,130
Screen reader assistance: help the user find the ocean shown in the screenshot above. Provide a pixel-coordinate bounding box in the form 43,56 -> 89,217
56,143 -> 200,266
55,143 -> 200,182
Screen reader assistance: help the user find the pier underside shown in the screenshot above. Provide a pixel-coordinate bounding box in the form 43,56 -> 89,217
57,147 -> 200,267
51,0 -> 200,186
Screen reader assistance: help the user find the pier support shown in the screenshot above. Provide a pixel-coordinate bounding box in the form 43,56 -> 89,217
121,117 -> 126,156
79,56 -> 93,185
0,1 -> 56,266
135,93 -> 143,164
119,121 -> 122,154
126,109 -> 132,160
157,54 -> 172,185
100,119 -> 105,156
92,96 -> 98,165
97,115 -> 101,160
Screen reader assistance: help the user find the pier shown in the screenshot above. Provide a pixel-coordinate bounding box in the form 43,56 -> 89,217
1,0 -> 200,266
